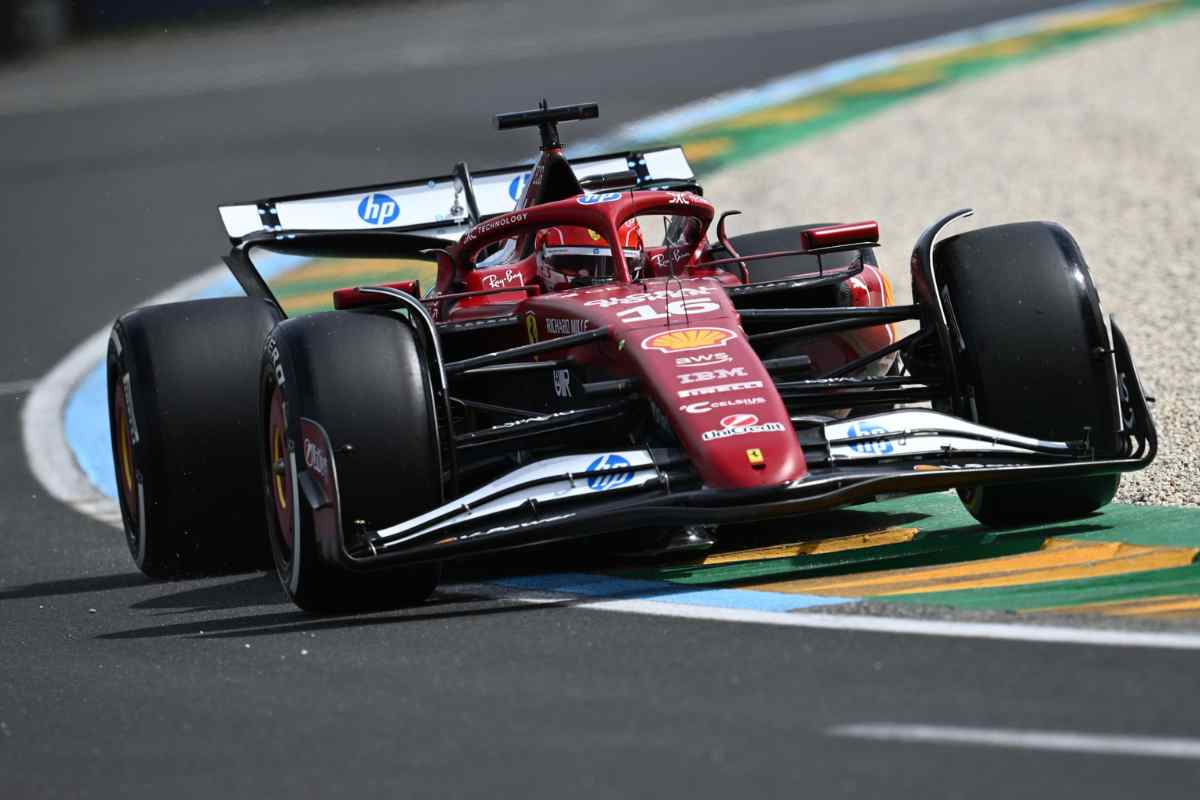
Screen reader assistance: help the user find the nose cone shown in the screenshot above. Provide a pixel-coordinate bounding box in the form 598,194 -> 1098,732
631,327 -> 807,489
528,276 -> 809,489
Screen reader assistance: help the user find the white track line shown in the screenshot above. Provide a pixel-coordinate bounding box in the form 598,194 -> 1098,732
21,265 -> 227,529
830,723 -> 1200,760
568,599 -> 1200,650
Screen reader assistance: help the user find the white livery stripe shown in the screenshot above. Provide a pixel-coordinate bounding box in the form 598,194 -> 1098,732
374,450 -> 657,542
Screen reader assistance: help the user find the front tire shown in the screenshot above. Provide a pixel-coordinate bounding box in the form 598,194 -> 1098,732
937,222 -> 1122,525
261,310 -> 443,613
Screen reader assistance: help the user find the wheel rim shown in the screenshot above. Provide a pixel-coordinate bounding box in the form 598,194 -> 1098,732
267,384 -> 295,554
111,374 -> 140,541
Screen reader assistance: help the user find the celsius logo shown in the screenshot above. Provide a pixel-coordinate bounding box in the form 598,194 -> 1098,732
508,173 -> 530,202
679,396 -> 766,415
357,193 -> 400,225
585,453 -> 634,491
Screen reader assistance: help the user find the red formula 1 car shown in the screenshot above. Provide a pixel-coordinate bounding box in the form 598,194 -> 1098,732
107,102 -> 1155,611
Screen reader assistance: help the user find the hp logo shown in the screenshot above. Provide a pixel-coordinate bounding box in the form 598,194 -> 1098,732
577,192 -> 621,205
585,454 -> 634,491
846,423 -> 893,455
357,193 -> 400,225
508,173 -> 530,202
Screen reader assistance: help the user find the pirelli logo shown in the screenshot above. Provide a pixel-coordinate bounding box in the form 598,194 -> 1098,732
677,380 -> 764,399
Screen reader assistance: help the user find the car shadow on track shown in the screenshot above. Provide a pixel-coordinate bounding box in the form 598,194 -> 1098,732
0,571 -> 152,601
96,589 -> 560,641
129,572 -> 288,615
90,503 -> 1116,641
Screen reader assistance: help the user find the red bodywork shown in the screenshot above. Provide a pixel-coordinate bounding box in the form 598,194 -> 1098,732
343,148 -> 894,491
522,279 -> 804,488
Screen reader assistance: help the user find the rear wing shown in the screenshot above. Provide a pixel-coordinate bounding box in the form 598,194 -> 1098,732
218,146 -> 695,246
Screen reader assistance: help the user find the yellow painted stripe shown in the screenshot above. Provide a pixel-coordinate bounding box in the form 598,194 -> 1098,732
277,290 -> 338,313
1099,597 -> 1200,617
837,64 -> 944,95
273,259 -> 438,314
682,137 -> 734,162
1054,2 -> 1172,34
1031,595 -> 1200,618
719,99 -> 834,130
876,549 -> 1198,597
755,539 -> 1199,597
272,257 -> 435,286
701,527 -> 919,566
759,539 -> 1124,593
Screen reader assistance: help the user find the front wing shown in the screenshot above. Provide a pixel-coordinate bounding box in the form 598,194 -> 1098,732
300,395 -> 1155,572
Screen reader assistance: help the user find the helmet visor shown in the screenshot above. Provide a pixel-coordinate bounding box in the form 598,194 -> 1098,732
542,246 -> 642,280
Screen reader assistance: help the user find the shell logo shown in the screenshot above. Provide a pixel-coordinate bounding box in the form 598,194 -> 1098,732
641,327 -> 737,353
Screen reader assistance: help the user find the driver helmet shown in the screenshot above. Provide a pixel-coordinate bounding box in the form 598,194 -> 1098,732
535,220 -> 643,288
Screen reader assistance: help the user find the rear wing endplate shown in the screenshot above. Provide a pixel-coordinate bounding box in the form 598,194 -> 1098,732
218,146 -> 695,245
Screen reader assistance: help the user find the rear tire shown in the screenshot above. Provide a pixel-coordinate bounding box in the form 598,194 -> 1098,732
261,310 -> 442,613
107,297 -> 282,578
937,222 -> 1122,525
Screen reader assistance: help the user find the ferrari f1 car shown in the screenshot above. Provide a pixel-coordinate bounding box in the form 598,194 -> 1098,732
107,101 -> 1156,611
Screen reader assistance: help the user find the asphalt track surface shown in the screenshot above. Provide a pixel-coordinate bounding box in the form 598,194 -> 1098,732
4,1 -> 1198,797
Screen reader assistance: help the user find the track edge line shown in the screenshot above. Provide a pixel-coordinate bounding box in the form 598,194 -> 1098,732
21,264 -> 228,530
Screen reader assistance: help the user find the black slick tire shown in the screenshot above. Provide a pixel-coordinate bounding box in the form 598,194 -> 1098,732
937,222 -> 1122,525
261,310 -> 442,613
107,297 -> 282,578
